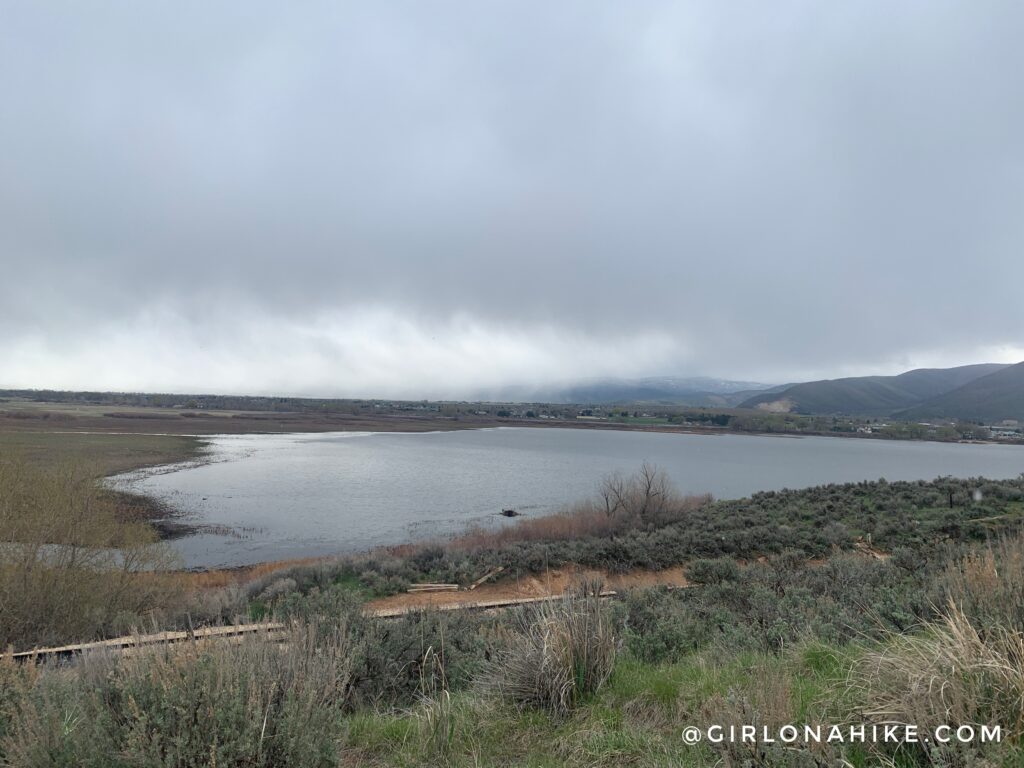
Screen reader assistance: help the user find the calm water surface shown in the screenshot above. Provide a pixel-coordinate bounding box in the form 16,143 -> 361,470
114,428 -> 1024,568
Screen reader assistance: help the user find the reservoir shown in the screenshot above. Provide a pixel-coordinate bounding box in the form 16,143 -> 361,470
114,428 -> 1024,568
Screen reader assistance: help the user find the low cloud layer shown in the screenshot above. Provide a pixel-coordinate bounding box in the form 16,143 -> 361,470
2,304 -> 682,398
2,2 -> 1023,396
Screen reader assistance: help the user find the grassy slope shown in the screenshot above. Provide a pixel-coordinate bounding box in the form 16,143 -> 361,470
901,360 -> 1024,422
343,646 -> 875,767
739,363 -> 1008,416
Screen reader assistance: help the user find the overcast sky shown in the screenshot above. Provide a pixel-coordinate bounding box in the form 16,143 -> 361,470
2,2 -> 1023,398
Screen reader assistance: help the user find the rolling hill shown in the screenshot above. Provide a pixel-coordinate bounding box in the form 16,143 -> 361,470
739,363 -> 1009,416
898,361 -> 1024,422
479,377 -> 779,406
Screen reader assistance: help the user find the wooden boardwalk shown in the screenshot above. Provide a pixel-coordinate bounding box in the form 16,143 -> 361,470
4,622 -> 286,663
4,590 -> 624,663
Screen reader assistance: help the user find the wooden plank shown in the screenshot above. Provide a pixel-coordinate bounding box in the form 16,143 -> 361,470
3,622 -> 286,662
407,584 -> 459,592
6,582 -> 674,661
468,566 -> 505,590
408,583 -> 459,588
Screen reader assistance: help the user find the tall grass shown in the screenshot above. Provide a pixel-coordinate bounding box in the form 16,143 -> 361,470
850,536 -> 1024,765
850,604 -> 1024,754
415,645 -> 458,760
483,581 -> 616,714
942,534 -> 1024,632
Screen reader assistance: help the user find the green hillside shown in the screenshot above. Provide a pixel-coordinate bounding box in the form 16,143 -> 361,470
900,361 -> 1024,422
739,363 -> 1007,416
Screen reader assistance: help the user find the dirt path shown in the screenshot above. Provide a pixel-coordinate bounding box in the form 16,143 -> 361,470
364,565 -> 689,616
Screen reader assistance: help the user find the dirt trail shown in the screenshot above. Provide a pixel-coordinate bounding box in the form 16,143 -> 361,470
364,565 -> 689,615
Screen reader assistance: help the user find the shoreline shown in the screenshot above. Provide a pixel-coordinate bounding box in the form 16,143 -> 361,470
12,416 -> 1019,446
97,423 -> 1022,556
6,411 -> 1019,569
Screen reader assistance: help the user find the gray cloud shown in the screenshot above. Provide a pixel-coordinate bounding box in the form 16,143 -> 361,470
2,1 -> 1023,396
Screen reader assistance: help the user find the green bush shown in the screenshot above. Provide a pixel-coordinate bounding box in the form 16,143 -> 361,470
685,557 -> 740,585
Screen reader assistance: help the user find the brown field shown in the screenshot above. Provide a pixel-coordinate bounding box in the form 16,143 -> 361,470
0,396 -> 720,440
0,429 -> 203,475
0,397 -> 497,436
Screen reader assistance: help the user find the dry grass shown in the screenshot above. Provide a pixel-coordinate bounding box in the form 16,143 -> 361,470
943,534 -> 1024,632
848,540 -> 1024,762
0,428 -> 201,475
0,455 -> 182,650
483,581 -> 617,714
451,503 -> 622,550
415,645 -> 460,761
183,556 -> 330,589
850,604 -> 1024,742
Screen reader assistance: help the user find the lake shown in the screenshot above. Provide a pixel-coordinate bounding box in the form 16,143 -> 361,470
113,427 -> 1024,568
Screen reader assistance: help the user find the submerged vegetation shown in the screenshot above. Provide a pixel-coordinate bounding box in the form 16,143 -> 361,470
2,453 -> 1024,765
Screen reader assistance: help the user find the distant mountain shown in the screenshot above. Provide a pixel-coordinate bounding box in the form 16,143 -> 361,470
739,364 -> 1009,416
481,377 -> 777,406
899,361 -> 1024,422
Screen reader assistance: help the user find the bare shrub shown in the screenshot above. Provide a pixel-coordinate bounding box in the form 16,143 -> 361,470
483,581 -> 616,714
849,604 -> 1024,746
598,462 -> 686,525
